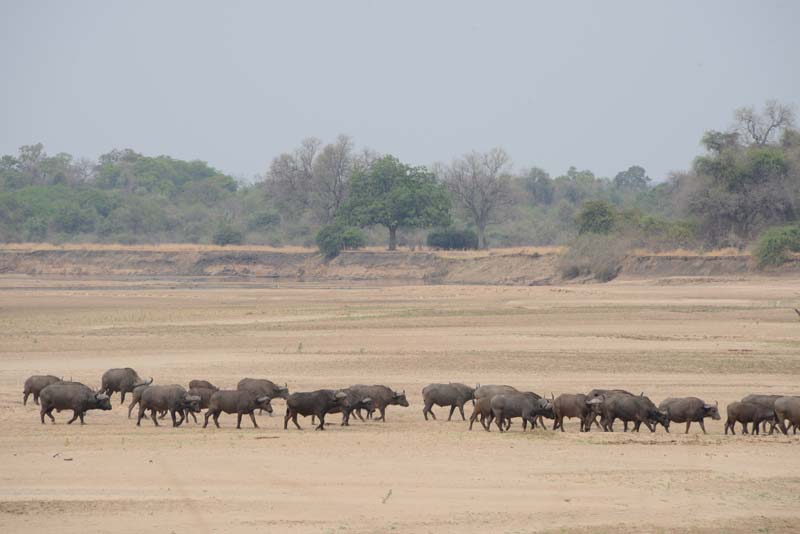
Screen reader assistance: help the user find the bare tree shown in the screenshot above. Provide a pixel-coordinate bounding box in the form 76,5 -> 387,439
734,100 -> 795,146
311,135 -> 353,224
265,137 -> 320,215
443,148 -> 513,249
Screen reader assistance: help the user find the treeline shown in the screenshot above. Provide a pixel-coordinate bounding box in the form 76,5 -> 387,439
1,101 -> 798,263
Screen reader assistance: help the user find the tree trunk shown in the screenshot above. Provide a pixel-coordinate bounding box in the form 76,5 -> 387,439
477,223 -> 488,250
388,226 -> 397,251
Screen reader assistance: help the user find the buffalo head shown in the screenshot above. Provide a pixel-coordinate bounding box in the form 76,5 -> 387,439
393,390 -> 409,407
94,392 -> 112,410
181,394 -> 202,413
255,395 -> 273,414
704,401 -> 721,420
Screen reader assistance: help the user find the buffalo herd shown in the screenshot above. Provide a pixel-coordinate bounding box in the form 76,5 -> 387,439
21,369 -> 800,435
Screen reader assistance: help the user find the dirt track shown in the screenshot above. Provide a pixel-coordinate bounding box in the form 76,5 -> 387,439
1,275 -> 800,533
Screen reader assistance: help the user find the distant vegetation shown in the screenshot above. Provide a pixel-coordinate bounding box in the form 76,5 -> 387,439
1,101 -> 798,271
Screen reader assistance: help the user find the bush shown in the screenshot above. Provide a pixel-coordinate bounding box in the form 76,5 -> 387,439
426,228 -> 479,250
559,234 -> 631,282
576,200 -> 617,235
754,225 -> 800,268
316,224 -> 366,259
212,222 -> 244,246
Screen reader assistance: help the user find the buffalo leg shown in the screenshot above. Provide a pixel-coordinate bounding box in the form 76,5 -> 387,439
495,412 -> 505,432
237,413 -> 243,429
315,413 -> 326,431
698,420 -> 707,434
151,409 -> 160,426
685,421 -> 691,434
170,410 -> 178,427
136,405 -> 146,426
213,412 -> 220,428
79,412 -> 85,425
283,408 -> 291,429
66,410 -> 80,424
203,410 -> 212,428
120,391 -> 127,405
354,409 -> 366,422
448,405 -> 457,421
558,416 -> 565,432
23,392 -> 30,406
742,422 -> 749,435
458,403 -> 466,421
483,413 -> 493,431
249,412 -> 258,428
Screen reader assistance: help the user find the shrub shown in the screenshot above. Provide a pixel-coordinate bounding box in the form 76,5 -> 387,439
576,200 -> 617,235
559,234 -> 631,282
316,224 -> 366,259
754,225 -> 800,268
426,228 -> 479,250
212,222 -> 244,246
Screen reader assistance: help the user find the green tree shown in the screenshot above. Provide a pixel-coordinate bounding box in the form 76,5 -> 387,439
577,200 -> 617,234
344,155 -> 450,250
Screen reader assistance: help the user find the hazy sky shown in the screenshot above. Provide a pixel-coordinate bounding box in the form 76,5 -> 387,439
1,1 -> 798,182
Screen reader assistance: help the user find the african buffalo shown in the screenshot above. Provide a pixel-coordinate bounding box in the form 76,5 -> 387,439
773,396 -> 800,435
284,389 -> 348,430
474,384 -> 519,400
101,368 -> 151,404
313,388 -> 374,426
136,385 -> 201,427
204,390 -> 273,429
348,385 -> 409,422
553,393 -> 592,432
189,380 -> 219,391
39,382 -> 112,424
422,383 -> 475,421
588,394 -> 669,432
741,394 -> 785,432
184,386 -> 217,423
23,375 -> 62,406
491,392 -> 552,432
724,401 -> 776,435
127,379 -> 156,418
237,378 -> 289,414
585,389 -> 638,431
659,397 -> 720,434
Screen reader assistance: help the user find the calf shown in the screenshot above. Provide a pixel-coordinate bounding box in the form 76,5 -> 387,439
204,390 -> 273,429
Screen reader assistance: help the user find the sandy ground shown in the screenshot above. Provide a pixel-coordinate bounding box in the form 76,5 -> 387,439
1,275 -> 800,533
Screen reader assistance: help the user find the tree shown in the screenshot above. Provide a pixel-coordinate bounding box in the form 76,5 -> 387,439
345,155 -> 450,250
613,165 -> 650,192
735,100 -> 795,146
310,135 -> 354,223
443,148 -> 513,249
577,200 -> 616,234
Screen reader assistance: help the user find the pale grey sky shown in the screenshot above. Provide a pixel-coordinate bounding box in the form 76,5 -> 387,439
1,1 -> 798,182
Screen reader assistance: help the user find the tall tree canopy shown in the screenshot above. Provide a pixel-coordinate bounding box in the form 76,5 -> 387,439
344,155 -> 450,250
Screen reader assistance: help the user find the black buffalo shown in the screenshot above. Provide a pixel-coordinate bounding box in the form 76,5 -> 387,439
422,383 -> 475,421
189,380 -> 219,391
101,368 -> 151,404
491,392 -> 552,432
659,397 -> 720,434
39,382 -> 112,425
724,401 -> 776,435
284,389 -> 347,431
588,393 -> 669,432
347,385 -> 408,422
553,393 -> 592,432
136,385 -> 201,427
773,396 -> 800,435
23,375 -> 62,406
204,390 -> 273,429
